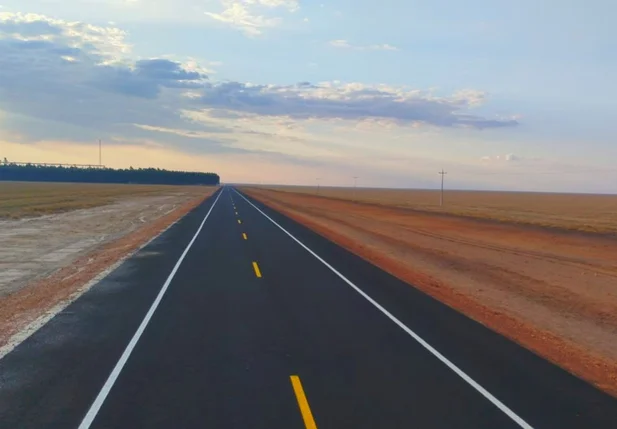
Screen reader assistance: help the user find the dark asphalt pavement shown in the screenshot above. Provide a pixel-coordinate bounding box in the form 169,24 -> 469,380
1,186 -> 616,428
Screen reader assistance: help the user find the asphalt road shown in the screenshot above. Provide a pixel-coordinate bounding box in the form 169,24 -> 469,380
1,186 -> 616,428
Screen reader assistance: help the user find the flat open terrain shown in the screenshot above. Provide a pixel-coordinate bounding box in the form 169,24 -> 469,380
243,186 -> 617,396
0,182 -> 211,219
262,185 -> 617,234
2,187 -> 616,429
0,182 -> 215,351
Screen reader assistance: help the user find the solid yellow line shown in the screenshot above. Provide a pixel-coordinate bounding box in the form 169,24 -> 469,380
242,233 -> 247,240
290,376 -> 317,429
238,219 -> 242,224
252,261 -> 262,278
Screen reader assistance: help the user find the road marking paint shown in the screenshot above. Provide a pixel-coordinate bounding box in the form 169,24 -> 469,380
238,219 -> 242,224
243,233 -> 248,240
252,261 -> 262,278
290,376 -> 318,429
234,189 -> 534,429
235,211 -> 238,215
77,189 -> 224,429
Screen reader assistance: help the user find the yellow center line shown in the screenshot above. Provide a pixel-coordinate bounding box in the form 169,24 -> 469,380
252,261 -> 262,278
242,233 -> 247,240
238,219 -> 242,224
290,376 -> 317,429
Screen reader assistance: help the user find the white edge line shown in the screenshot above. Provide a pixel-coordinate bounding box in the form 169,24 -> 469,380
77,188 -> 223,429
234,188 -> 534,429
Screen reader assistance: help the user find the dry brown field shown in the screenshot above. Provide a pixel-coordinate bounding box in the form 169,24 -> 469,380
243,186 -> 617,397
0,182 -> 213,219
262,185 -> 617,234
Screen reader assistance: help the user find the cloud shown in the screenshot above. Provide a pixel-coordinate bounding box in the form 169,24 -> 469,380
247,0 -> 299,11
135,58 -> 205,81
0,10 -> 519,181
0,12 -> 131,63
196,81 -> 518,128
204,0 -> 298,36
0,12 -> 231,154
481,154 -> 522,162
328,39 -> 399,51
0,18 -> 207,102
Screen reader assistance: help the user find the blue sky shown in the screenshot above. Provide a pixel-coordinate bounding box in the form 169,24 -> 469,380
1,0 -> 616,192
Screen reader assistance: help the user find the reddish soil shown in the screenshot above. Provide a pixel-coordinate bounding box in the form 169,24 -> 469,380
243,187 -> 617,397
0,192 -> 211,348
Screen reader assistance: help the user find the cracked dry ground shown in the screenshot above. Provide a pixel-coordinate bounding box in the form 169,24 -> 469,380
243,188 -> 617,397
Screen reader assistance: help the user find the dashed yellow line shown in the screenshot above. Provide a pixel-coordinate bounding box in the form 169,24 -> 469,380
290,376 -> 317,429
242,233 -> 247,240
252,261 -> 262,278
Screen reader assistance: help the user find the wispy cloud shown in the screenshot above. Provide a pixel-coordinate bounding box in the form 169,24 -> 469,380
328,39 -> 399,51
204,0 -> 298,36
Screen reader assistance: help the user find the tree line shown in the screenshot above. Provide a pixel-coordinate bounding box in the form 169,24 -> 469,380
0,164 -> 220,186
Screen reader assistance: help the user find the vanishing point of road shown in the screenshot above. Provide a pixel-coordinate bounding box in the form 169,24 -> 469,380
1,187 -> 616,428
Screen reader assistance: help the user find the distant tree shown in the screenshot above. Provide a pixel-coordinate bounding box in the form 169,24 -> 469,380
0,164 -> 220,186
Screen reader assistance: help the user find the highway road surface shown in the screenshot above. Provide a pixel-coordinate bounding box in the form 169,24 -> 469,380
1,187 -> 616,428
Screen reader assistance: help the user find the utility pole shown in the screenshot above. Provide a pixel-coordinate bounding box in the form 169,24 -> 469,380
316,177 -> 321,195
352,176 -> 359,201
439,169 -> 447,207
98,139 -> 102,166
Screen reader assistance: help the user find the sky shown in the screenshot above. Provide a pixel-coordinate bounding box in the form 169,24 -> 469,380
0,1 -> 616,192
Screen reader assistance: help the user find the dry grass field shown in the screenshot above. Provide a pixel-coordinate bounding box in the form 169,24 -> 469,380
243,186 -> 617,397
262,185 -> 617,234
0,182 -> 213,219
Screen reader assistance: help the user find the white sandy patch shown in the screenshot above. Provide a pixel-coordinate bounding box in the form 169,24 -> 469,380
0,205 -> 187,360
0,195 -> 191,297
